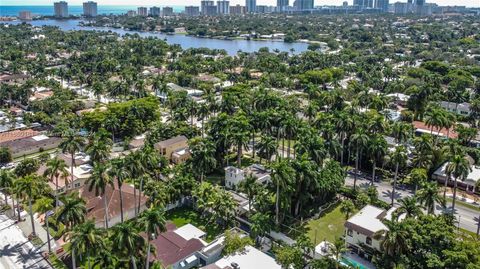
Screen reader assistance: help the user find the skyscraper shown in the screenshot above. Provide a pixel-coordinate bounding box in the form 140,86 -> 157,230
230,5 -> 246,14
353,0 -> 373,8
246,0 -> 257,13
18,11 -> 32,20
201,0 -> 215,15
217,0 -> 230,14
137,7 -> 148,16
54,1 -> 68,18
83,1 -> 97,17
185,6 -> 200,16
162,7 -> 174,16
293,0 -> 314,10
375,0 -> 389,11
277,0 -> 289,12
150,6 -> 161,16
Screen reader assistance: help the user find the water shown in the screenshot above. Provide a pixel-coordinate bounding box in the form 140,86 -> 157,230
0,6 -> 185,17
2,19 -> 309,55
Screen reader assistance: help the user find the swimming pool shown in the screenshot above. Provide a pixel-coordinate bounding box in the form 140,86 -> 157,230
340,256 -> 369,269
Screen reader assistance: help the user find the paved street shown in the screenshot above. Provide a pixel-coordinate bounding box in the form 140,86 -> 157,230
345,175 -> 480,233
0,213 -> 52,269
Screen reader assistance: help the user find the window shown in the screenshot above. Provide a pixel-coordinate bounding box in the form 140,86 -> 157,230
366,237 -> 372,245
347,229 -> 353,237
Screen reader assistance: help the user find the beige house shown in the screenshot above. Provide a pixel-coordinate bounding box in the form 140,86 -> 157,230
154,135 -> 190,164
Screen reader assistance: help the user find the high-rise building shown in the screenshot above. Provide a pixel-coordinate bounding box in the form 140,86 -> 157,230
230,5 -> 246,14
54,1 -> 68,18
127,10 -> 137,17
217,1 -> 230,14
201,1 -> 215,14
277,0 -> 289,12
18,11 -> 32,20
150,6 -> 161,16
343,1 -> 348,6
375,0 -> 389,11
246,0 -> 257,13
394,2 -> 408,14
83,1 -> 97,17
162,7 -> 174,16
137,7 -> 148,16
353,0 -> 373,8
185,6 -> 200,16
293,0 -> 314,10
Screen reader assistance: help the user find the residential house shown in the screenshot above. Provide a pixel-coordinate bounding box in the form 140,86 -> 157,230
224,164 -> 271,190
154,135 -> 190,164
439,101 -> 471,116
345,205 -> 396,261
432,156 -> 479,193
0,73 -> 30,85
200,245 -> 281,269
129,134 -> 146,150
412,120 -> 458,139
0,130 -> 61,158
386,93 -> 410,106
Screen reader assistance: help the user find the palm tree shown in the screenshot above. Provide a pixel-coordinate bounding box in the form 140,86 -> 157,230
350,129 -> 369,190
137,207 -> 167,269
34,197 -> 54,253
340,199 -> 355,220
445,155 -> 471,212
408,168 -> 427,194
238,173 -> 259,212
14,174 -> 45,237
329,238 -> 347,269
417,182 -> 444,215
43,157 -> 68,209
87,163 -> 113,228
0,170 -> 15,215
391,122 -> 412,145
60,129 -> 85,189
375,219 -> 409,267
395,197 -> 423,219
257,135 -> 277,163
368,135 -> 387,186
66,220 -> 106,269
85,138 -> 112,164
334,111 -> 354,165
229,113 -> 251,167
189,138 -> 217,181
109,158 -> 129,222
271,158 -> 294,225
111,222 -> 145,269
387,146 -> 407,206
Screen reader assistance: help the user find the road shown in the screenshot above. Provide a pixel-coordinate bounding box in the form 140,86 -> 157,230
345,175 -> 480,233
0,214 -> 52,269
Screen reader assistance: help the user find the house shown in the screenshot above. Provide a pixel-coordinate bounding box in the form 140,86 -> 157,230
432,157 -> 480,193
224,164 -> 271,190
80,182 -> 148,228
344,205 -> 396,261
0,130 -> 61,158
386,93 -> 410,106
201,245 -> 281,269
154,135 -> 190,164
412,121 -> 458,139
0,73 -> 30,85
129,134 -> 146,150
439,101 -> 471,116
149,223 -> 207,269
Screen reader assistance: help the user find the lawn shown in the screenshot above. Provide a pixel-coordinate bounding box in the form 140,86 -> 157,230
446,197 -> 480,212
165,207 -> 224,242
304,203 -> 350,245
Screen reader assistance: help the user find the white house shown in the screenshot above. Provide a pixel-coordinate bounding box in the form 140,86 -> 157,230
201,245 -> 281,269
432,159 -> 480,192
224,164 -> 271,190
439,101 -> 471,116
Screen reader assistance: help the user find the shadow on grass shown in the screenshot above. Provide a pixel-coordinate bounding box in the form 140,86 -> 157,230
165,207 -> 224,242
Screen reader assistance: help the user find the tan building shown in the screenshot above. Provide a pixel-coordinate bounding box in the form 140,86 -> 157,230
154,135 -> 190,164
0,130 -> 61,158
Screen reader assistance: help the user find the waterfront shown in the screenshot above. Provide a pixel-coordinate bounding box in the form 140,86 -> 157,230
1,19 -> 309,55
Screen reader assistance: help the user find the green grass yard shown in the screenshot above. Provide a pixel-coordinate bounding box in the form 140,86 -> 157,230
304,203 -> 352,245
165,207 -> 224,242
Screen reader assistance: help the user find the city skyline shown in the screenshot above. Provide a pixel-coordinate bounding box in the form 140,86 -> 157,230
2,0 -> 479,7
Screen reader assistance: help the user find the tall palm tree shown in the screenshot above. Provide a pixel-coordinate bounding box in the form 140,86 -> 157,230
43,157 -> 68,209
0,170 -> 15,215
189,138 -> 217,181
66,220 -> 106,269
387,146 -> 407,206
271,158 -> 294,225
87,163 -> 113,228
350,129 -> 369,190
229,113 -> 251,167
111,222 -> 145,269
445,155 -> 471,212
329,238 -> 347,269
417,182 -> 444,215
137,207 -> 167,269
395,197 -> 423,219
85,138 -> 112,164
14,174 -> 46,236
60,129 -> 85,189
375,219 -> 409,267
368,135 -> 387,186
34,197 -> 54,253
334,111 -> 354,165
109,158 -> 129,222
391,122 -> 412,145
238,173 -> 259,212
257,135 -> 277,163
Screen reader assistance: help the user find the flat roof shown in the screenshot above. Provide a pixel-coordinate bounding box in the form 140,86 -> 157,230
345,205 -> 387,236
213,245 -> 281,269
174,224 -> 206,241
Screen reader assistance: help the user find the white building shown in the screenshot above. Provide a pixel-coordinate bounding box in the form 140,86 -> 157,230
432,159 -> 479,193
202,245 -> 281,269
439,101 -> 471,116
137,7 -> 148,16
224,164 -> 271,189
83,1 -> 97,17
18,11 -> 32,20
217,0 -> 230,14
344,205 -> 396,260
54,1 -> 68,18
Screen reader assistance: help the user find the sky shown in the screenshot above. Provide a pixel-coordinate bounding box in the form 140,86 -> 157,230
3,0 -> 479,7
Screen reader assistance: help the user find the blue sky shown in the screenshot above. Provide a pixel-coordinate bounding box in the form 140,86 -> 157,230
2,0 -> 479,7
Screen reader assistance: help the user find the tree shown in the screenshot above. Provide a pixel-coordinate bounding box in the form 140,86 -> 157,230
350,129 -> 369,190
238,173 -> 260,212
0,147 -> 12,164
110,222 -> 145,269
66,220 -> 106,269
408,168 -> 427,194
87,162 -> 113,228
43,157 -> 68,209
189,138 -> 217,181
329,238 -> 347,269
368,135 -> 387,186
14,158 -> 39,178
34,197 -> 54,253
0,170 -> 15,215
249,212 -> 273,242
417,182 -> 444,215
222,230 -> 253,255
60,129 -> 85,188
395,197 -> 423,219
257,135 -> 277,163
229,112 -> 251,167
271,158 -> 294,225
109,158 -> 129,222
14,174 -> 46,237
340,199 -> 355,220
137,207 -> 166,269
386,146 -> 407,206
375,219 -> 409,268
274,244 -> 304,269
445,155 -> 471,212
85,133 -> 112,164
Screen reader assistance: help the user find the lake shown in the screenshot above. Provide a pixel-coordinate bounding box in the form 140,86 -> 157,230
2,19 -> 309,56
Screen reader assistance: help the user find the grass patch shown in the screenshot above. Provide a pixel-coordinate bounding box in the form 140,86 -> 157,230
48,253 -> 68,269
30,235 -> 43,247
165,207 -> 224,242
446,197 -> 480,212
457,227 -> 478,240
304,203 -> 352,245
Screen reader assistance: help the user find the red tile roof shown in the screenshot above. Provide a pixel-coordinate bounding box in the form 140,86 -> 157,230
412,121 -> 458,139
